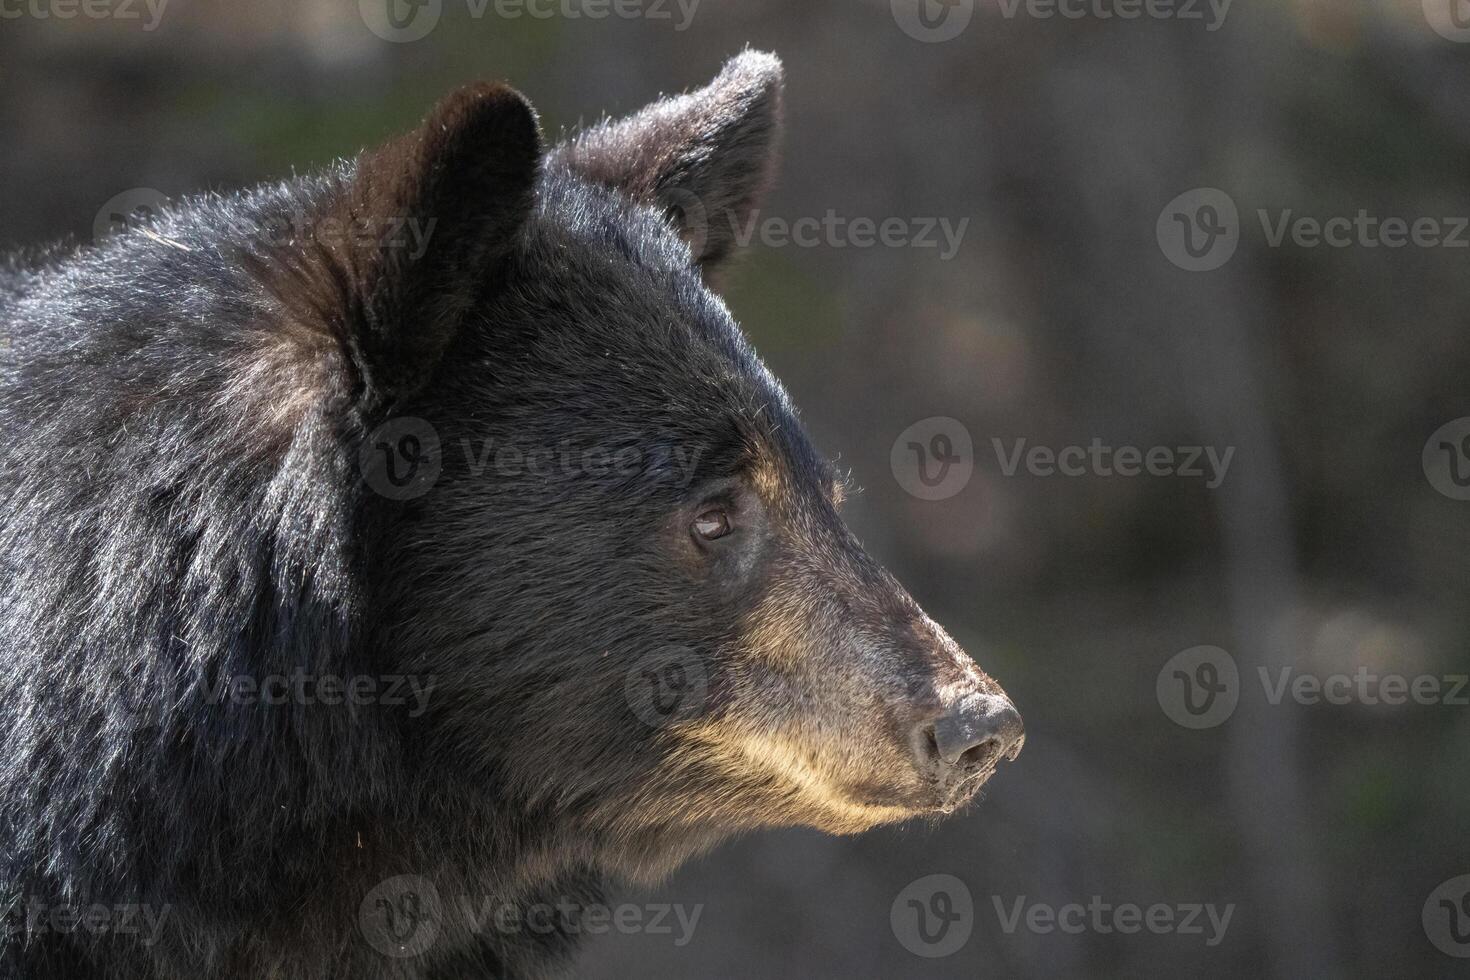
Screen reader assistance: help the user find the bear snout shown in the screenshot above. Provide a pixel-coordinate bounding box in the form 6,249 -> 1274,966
906,691 -> 1024,800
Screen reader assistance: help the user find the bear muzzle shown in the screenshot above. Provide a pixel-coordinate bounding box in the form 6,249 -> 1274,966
909,691 -> 1024,807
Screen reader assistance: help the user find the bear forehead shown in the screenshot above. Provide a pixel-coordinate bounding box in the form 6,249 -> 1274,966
515,166 -> 786,398
491,166 -> 830,492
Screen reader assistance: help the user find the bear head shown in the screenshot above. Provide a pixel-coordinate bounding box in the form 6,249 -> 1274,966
261,51 -> 1023,883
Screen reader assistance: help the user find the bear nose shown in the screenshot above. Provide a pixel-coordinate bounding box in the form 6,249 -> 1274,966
915,694 -> 1024,774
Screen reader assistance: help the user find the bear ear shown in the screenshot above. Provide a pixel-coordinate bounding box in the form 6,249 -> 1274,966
552,50 -> 784,278
281,83 -> 541,409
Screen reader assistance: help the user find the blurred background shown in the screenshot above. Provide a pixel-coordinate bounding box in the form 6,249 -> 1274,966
3,0 -> 1469,976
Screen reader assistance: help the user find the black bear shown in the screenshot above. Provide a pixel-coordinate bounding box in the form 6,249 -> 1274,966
0,52 -> 1022,979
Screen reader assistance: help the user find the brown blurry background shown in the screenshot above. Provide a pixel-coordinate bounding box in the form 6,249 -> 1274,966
3,0 -> 1469,976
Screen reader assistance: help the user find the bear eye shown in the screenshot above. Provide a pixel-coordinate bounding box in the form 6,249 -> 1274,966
692,508 -> 732,541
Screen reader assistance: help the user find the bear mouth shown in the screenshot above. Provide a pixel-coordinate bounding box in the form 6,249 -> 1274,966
934,764 -> 1002,813
930,743 -> 1019,813
840,763 -> 1002,818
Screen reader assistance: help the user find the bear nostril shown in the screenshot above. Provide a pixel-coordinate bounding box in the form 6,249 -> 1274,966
920,695 -> 1024,775
921,725 -> 940,763
958,737 -> 1000,770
